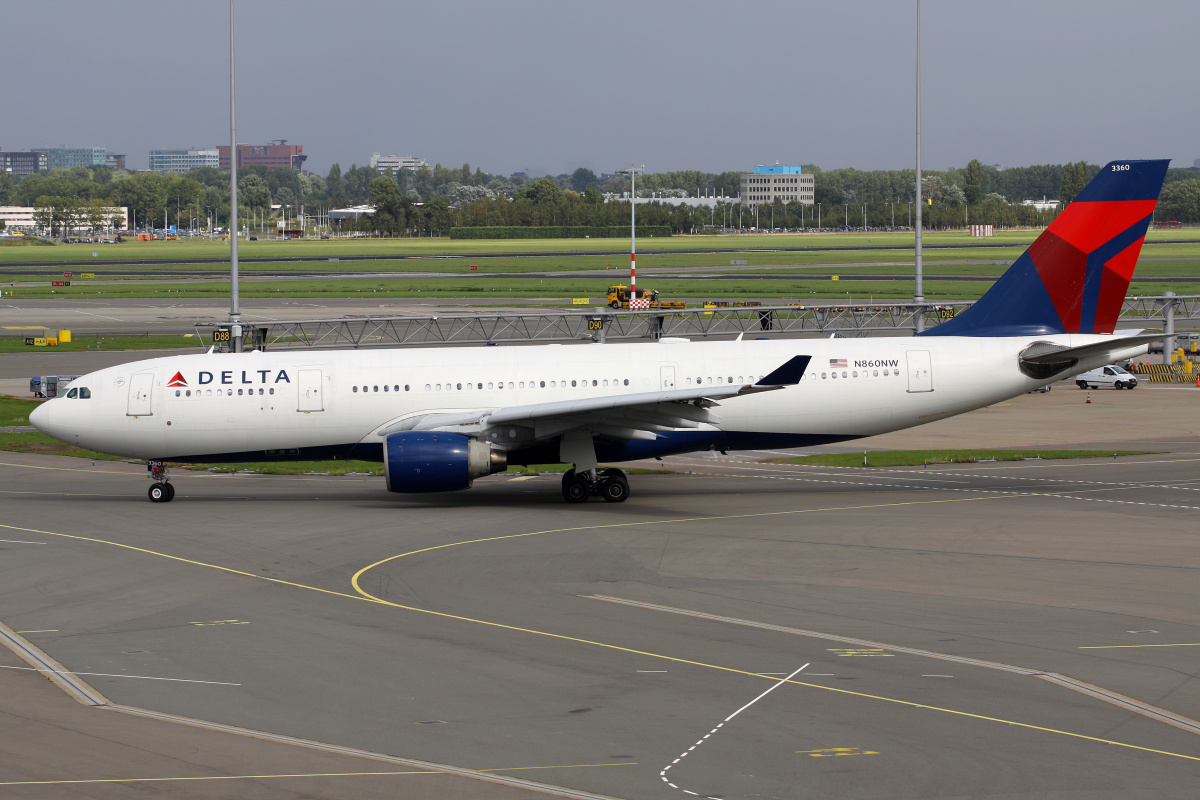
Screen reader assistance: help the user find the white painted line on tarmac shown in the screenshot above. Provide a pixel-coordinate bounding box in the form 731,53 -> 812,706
0,665 -> 240,686
0,539 -> 47,545
660,663 -> 808,797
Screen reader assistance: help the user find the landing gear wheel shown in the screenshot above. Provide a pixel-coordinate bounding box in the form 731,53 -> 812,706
164,482 -> 175,501
600,470 -> 630,503
148,483 -> 173,503
1077,380 -> 1088,389
561,469 -> 590,503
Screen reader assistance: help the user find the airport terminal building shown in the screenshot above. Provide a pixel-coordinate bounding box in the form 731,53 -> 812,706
739,165 -> 815,205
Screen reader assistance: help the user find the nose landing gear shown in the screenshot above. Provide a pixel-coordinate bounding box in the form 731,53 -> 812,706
147,460 -> 175,503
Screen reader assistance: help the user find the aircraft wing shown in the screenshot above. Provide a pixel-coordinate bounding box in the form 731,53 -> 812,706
378,355 -> 810,442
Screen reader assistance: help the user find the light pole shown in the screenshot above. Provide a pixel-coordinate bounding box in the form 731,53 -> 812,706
817,203 -> 821,230
228,0 -> 242,350
914,0 -> 925,314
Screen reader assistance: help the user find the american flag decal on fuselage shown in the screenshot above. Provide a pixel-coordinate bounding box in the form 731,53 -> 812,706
829,358 -> 847,369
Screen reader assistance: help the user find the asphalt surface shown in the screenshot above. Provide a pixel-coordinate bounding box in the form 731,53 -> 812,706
3,377 -> 1200,798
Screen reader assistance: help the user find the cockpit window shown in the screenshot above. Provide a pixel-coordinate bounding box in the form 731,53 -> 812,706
79,387 -> 90,398
66,388 -> 78,398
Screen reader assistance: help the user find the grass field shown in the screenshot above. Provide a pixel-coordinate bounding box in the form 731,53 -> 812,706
0,335 -> 202,353
2,228 -> 1194,265
3,230 -> 1197,301
0,396 -> 41,426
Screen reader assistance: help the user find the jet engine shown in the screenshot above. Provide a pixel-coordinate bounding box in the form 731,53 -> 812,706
383,431 -> 507,493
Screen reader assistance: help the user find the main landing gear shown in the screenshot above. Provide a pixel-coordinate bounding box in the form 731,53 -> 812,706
147,460 -> 175,503
561,468 -> 630,504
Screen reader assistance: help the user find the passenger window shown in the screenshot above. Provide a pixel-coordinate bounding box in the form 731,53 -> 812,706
66,388 -> 78,398
623,379 -> 629,386
373,386 -> 378,392
456,383 -> 462,390
384,385 -> 389,392
175,390 -> 181,397
571,380 -> 577,387
353,386 -> 358,392
269,388 -> 274,395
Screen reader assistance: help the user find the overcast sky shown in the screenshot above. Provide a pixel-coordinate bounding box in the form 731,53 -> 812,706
4,0 -> 1196,177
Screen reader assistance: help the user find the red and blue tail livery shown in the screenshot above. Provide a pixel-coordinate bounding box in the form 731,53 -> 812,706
923,159 -> 1170,337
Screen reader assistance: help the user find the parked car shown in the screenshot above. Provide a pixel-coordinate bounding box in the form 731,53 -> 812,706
1076,365 -> 1138,390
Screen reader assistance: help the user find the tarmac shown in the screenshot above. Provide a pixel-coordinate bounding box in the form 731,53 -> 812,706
2,353 -> 1200,797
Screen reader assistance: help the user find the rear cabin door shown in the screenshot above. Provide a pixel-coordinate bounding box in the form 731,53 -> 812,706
127,372 -> 155,416
660,366 -> 676,391
905,350 -> 933,393
297,369 -> 324,412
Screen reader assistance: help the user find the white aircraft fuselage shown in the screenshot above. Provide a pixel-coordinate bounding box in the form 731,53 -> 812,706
33,333 -> 1146,464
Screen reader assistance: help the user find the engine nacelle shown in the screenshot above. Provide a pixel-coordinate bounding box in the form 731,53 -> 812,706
383,432 -> 507,493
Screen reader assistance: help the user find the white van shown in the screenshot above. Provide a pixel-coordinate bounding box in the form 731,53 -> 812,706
1075,364 -> 1138,390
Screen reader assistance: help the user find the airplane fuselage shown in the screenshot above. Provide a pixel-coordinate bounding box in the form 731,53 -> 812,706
35,334 -> 1143,465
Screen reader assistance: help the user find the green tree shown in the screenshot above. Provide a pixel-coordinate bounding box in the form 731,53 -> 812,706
1060,161 -> 1089,204
368,176 -> 406,234
238,175 -> 272,213
0,171 -> 13,205
569,168 -> 598,192
515,178 -> 562,205
325,163 -> 343,201
964,159 -> 983,205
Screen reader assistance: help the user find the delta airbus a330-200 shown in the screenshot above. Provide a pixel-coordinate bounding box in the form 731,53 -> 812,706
32,160 -> 1170,504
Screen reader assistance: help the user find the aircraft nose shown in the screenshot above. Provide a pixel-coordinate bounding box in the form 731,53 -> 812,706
29,400 -> 51,432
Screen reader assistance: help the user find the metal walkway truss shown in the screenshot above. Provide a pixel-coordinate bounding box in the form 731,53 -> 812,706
195,294 -> 1200,352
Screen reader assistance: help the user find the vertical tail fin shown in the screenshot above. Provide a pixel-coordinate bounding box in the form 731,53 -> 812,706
922,159 -> 1170,337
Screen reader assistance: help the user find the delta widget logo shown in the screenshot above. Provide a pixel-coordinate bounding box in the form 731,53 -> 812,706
167,372 -> 188,388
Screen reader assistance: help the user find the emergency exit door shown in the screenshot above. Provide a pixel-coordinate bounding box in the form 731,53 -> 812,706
906,350 -> 933,393
297,369 -> 324,412
126,372 -> 154,416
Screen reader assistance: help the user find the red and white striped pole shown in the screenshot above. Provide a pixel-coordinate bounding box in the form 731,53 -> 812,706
630,164 -> 637,293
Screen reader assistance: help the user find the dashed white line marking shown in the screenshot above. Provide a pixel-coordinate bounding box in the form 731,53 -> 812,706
0,539 -> 47,545
660,663 -> 808,797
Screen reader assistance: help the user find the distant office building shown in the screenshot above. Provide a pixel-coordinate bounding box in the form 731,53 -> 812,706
37,147 -> 107,170
1020,197 -> 1060,212
0,205 -> 127,231
0,150 -> 48,177
739,165 -> 814,205
105,154 -> 126,170
149,148 -> 219,173
218,141 -> 306,172
369,153 -> 426,174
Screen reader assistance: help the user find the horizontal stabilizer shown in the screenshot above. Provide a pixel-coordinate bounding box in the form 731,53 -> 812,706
756,355 -> 811,386
1019,333 -> 1161,380
1021,333 -> 1163,365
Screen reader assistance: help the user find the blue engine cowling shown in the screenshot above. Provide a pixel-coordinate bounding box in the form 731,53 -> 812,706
383,432 -> 507,493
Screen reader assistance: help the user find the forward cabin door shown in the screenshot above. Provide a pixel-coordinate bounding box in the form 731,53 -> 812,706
905,350 -> 933,393
297,369 -> 324,412
127,372 -> 154,416
660,366 -> 676,391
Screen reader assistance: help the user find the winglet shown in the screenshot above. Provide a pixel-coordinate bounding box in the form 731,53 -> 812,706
755,355 -> 811,386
